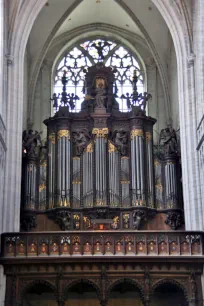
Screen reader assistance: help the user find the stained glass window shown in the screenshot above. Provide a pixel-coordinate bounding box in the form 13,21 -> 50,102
54,38 -> 145,112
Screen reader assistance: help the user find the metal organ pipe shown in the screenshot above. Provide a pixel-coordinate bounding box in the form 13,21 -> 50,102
146,132 -> 154,208
108,141 -> 119,207
92,128 -> 108,206
57,130 -> 70,207
83,142 -> 93,207
130,129 -> 146,207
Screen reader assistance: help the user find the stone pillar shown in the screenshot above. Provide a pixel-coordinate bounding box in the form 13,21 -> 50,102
194,0 -> 204,234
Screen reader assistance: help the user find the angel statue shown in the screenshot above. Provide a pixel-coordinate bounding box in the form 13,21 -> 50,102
159,124 -> 178,156
22,130 -> 42,158
72,129 -> 91,156
113,129 -> 129,156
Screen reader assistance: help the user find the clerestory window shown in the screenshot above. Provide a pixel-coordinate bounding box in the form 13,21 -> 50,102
54,38 -> 145,112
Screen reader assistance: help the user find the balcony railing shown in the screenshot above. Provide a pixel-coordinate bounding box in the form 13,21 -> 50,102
1,231 -> 203,258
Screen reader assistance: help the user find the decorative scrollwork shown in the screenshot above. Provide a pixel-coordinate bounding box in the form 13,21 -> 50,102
57,130 -> 70,139
92,128 -> 108,138
130,129 -> 144,139
165,211 -> 183,230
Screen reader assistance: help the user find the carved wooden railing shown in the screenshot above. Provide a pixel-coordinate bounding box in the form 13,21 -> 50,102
1,231 -> 203,258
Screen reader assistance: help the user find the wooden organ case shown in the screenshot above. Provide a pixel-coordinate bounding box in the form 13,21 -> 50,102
21,64 -> 183,232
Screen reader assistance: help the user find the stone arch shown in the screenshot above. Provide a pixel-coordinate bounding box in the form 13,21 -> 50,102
19,279 -> 57,304
5,0 -> 202,231
151,278 -> 189,303
106,278 -> 145,304
28,1 -> 172,126
63,278 -> 102,301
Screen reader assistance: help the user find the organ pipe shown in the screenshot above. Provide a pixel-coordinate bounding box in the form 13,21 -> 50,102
92,128 -> 108,206
57,129 -> 71,208
130,129 -> 146,207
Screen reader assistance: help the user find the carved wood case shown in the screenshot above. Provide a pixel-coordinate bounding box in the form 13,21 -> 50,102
21,64 -> 183,231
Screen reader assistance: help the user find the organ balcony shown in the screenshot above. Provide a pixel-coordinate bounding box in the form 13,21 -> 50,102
1,231 -> 203,260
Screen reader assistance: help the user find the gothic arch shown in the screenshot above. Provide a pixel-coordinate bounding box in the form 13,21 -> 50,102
19,279 -> 57,304
5,0 -> 202,231
63,278 -> 102,301
151,278 -> 189,303
106,278 -> 145,303
27,1 -> 172,126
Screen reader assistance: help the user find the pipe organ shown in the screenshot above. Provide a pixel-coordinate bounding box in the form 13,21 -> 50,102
21,64 -> 183,231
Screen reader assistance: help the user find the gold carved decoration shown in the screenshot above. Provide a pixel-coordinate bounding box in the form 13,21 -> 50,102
72,180 -> 81,184
121,180 -> 130,184
57,130 -> 70,140
155,183 -> 163,190
85,142 -> 93,153
108,141 -> 117,153
154,159 -> 160,166
39,184 -> 46,192
73,156 -> 80,160
83,216 -> 91,228
49,133 -> 55,144
92,128 -> 108,138
96,199 -> 105,206
95,77 -> 106,88
40,162 -> 47,167
132,199 -> 145,206
121,156 -> 129,160
60,199 -> 70,207
146,132 -> 152,141
130,129 -> 144,139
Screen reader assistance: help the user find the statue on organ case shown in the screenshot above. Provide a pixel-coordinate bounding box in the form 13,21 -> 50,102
94,78 -> 107,108
113,129 -> 129,156
72,129 -> 91,156
159,124 -> 178,156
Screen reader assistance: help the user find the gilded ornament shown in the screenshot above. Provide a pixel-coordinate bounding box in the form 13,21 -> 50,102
40,161 -> 47,167
120,180 -> 130,184
121,156 -> 129,160
154,159 -> 160,166
39,184 -> 46,192
132,199 -> 145,206
73,156 -> 80,160
92,128 -> 108,138
72,180 -> 81,184
155,183 -> 163,190
48,133 -> 55,144
85,142 -> 93,153
108,141 -> 117,153
130,129 -> 144,139
96,199 -> 105,206
57,130 -> 70,140
146,132 -> 152,141
59,199 -> 70,207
